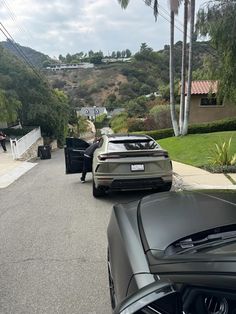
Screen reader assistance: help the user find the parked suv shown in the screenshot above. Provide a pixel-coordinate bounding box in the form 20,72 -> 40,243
64,134 -> 172,197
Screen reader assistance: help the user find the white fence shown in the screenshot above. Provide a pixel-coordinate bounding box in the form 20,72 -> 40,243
10,127 -> 41,160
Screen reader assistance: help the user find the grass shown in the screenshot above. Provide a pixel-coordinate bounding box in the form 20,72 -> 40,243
158,131 -> 236,167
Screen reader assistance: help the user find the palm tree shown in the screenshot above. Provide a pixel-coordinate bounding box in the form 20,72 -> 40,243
118,0 -> 182,136
118,0 -> 158,19
183,0 -> 195,135
179,0 -> 188,135
169,0 -> 181,136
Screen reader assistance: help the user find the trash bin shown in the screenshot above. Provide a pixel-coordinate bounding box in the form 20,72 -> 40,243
38,145 -> 51,160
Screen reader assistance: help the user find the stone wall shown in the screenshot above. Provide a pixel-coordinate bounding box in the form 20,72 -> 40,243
18,137 -> 44,161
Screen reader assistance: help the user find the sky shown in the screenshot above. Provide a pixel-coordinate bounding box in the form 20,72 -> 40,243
0,0 -> 207,58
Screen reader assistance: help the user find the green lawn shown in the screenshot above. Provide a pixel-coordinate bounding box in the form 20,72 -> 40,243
158,131 -> 236,167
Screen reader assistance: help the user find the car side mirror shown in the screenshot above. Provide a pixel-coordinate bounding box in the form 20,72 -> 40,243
114,281 -> 183,314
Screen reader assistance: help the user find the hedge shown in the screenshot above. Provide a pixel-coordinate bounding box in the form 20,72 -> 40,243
1,126 -> 35,138
133,117 -> 236,140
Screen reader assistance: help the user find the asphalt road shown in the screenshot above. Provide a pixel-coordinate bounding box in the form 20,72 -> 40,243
0,149 -> 154,314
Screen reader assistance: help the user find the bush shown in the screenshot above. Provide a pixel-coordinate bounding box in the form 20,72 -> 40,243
2,126 -> 35,138
133,117 -> 236,140
188,118 -> 236,134
203,165 -> 236,173
150,105 -> 178,129
133,128 -> 174,140
127,118 -> 145,132
208,137 -> 236,166
110,112 -> 128,133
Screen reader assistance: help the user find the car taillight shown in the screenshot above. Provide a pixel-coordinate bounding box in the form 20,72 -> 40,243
153,152 -> 169,158
98,154 -> 121,161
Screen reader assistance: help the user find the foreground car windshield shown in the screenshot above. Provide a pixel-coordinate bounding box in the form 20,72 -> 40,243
108,139 -> 158,151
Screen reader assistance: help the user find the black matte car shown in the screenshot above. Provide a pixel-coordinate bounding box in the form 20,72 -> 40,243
107,190 -> 236,313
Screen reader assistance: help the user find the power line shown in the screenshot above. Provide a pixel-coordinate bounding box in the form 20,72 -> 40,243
141,0 -> 218,60
0,0 -> 34,42
0,22 -> 48,84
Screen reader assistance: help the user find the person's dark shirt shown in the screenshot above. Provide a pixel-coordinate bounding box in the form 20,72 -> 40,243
84,141 -> 99,157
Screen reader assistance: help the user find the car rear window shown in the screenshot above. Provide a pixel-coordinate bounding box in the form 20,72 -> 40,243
108,139 -> 158,152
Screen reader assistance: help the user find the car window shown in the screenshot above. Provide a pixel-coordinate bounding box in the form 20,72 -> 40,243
108,140 -> 158,152
98,138 -> 103,148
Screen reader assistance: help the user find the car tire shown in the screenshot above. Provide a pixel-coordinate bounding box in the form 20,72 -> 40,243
92,179 -> 105,197
160,181 -> 172,192
107,249 -> 116,310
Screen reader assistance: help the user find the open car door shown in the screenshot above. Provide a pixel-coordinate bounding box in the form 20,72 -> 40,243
64,137 -> 90,174
114,281 -> 182,314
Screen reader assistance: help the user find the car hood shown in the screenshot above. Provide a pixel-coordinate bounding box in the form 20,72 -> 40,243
138,190 -> 236,253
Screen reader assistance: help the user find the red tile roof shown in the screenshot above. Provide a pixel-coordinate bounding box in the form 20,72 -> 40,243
185,80 -> 218,95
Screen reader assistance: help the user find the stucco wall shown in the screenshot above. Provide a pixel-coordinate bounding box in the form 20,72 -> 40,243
189,96 -> 236,124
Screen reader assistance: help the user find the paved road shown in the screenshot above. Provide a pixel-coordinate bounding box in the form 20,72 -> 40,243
0,149 -> 153,314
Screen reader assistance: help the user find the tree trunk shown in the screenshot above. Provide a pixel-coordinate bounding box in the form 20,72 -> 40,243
179,0 -> 188,135
183,0 -> 195,135
169,11 -> 179,136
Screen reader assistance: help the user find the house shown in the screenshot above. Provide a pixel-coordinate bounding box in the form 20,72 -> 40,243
186,80 -> 236,124
79,107 -> 107,120
107,108 -> 125,118
46,63 -> 94,70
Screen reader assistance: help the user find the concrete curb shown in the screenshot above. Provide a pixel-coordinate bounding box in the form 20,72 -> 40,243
173,173 -> 236,191
0,162 -> 37,188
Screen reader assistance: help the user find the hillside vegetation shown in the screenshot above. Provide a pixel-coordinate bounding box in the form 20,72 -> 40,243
1,39 -> 52,68
44,41 -> 215,109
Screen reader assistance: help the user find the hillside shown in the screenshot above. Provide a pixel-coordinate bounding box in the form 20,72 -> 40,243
44,41 -> 216,109
1,39 -> 52,68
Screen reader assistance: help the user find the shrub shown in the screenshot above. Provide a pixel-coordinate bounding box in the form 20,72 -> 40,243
208,137 -> 236,166
133,128 -> 174,140
110,112 -> 128,133
127,118 -> 145,132
133,117 -> 236,140
2,126 -> 35,138
150,105 -> 177,129
188,118 -> 236,134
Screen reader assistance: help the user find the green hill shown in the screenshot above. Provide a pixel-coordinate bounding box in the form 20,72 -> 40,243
44,41 -> 216,109
1,39 -> 52,68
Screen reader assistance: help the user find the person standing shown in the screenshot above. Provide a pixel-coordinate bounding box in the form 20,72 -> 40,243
0,131 -> 7,152
80,139 -> 100,183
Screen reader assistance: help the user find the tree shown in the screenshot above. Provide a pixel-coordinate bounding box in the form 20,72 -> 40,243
0,89 -> 21,123
88,50 -> 94,58
179,0 -> 188,134
116,51 -> 121,58
125,49 -> 132,58
183,0 -> 195,135
169,0 -> 181,136
90,53 -> 103,64
118,0 -> 180,135
196,0 -> 236,102
118,0 -> 195,136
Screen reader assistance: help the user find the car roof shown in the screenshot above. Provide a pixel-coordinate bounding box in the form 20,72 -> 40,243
138,190 -> 236,252
106,134 -> 152,142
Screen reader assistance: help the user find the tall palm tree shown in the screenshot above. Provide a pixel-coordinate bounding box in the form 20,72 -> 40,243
118,0 -> 181,135
169,0 -> 181,136
118,0 -> 158,19
183,0 -> 195,135
179,0 -> 188,135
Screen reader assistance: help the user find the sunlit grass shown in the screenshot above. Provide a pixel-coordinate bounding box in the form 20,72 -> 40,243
158,131 -> 236,167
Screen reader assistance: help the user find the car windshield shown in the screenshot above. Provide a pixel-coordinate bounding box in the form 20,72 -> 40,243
108,139 -> 158,152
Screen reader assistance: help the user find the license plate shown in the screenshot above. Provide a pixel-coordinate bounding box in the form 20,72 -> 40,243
131,164 -> 145,171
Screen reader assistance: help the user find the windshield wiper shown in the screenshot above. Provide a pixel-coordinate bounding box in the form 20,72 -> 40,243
176,231 -> 236,255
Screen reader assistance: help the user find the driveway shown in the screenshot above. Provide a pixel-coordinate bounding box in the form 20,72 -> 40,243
0,149 -> 154,314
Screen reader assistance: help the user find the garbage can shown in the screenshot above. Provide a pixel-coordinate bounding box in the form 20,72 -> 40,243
38,145 -> 51,160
